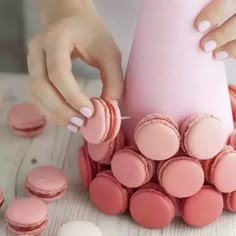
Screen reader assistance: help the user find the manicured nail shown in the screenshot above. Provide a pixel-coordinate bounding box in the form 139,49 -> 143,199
67,124 -> 78,133
70,117 -> 84,127
215,51 -> 229,61
80,107 -> 92,118
204,40 -> 217,52
198,21 -> 211,33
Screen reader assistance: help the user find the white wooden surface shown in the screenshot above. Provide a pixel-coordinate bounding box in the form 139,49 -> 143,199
0,73 -> 236,236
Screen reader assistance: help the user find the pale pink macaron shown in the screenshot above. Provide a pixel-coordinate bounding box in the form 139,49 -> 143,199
24,166 -> 68,202
78,145 -> 107,189
180,185 -> 223,227
0,189 -> 4,207
202,145 -> 236,193
180,113 -> 226,160
81,98 -> 121,144
5,197 -> 48,235
134,114 -> 180,161
87,129 -> 125,164
7,103 -> 47,137
130,183 -> 176,229
111,147 -> 156,188
158,156 -> 204,198
224,191 -> 236,212
89,170 -> 133,215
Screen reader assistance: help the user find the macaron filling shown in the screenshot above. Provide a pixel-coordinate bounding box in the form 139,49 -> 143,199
11,123 -> 45,132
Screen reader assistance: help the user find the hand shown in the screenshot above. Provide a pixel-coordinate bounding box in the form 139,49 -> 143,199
27,9 -> 123,133
195,0 -> 236,60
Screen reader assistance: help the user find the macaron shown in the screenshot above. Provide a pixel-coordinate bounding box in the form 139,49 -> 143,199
81,97 -> 121,144
89,170 -> 133,215
78,145 -> 107,189
24,166 -> 68,202
180,185 -> 223,227
57,221 -> 102,236
130,183 -> 176,229
5,197 -> 48,235
7,102 -> 47,137
111,147 -> 156,188
0,189 -> 4,207
134,114 -> 180,161
180,113 -> 226,160
224,191 -> 236,212
87,129 -> 125,164
158,156 -> 204,198
202,145 -> 236,193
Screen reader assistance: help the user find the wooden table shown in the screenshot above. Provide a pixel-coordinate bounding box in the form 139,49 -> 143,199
0,73 -> 236,236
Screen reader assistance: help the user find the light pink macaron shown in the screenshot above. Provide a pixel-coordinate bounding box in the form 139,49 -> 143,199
111,147 -> 156,188
134,114 -> 180,161
0,189 -> 4,207
87,129 -> 125,164
180,185 -> 223,227
130,183 -> 176,229
224,191 -> 236,212
5,197 -> 48,235
202,145 -> 236,193
24,166 -> 68,202
89,170 -> 133,215
158,156 -> 204,198
180,113 -> 226,160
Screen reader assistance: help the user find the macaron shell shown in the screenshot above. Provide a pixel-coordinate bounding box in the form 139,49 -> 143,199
224,191 -> 236,212
180,186 -> 223,227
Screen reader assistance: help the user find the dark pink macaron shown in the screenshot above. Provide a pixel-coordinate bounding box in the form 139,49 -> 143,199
224,191 -> 236,212
130,183 -> 176,229
24,166 -> 68,202
89,170 -> 133,215
180,185 -> 223,227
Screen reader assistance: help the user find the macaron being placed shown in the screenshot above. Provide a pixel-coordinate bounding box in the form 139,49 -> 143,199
5,197 -> 48,235
111,147 -> 156,188
87,129 -> 125,164
224,191 -> 236,212
81,98 -> 121,144
202,146 -> 236,193
180,185 -> 223,227
180,113 -> 226,160
134,114 -> 180,161
158,156 -> 204,198
130,183 -> 176,229
0,189 -> 4,207
24,166 -> 68,202
7,102 -> 47,137
89,170 -> 133,215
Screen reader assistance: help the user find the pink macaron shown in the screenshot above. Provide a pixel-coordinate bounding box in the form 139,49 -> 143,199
0,189 -> 4,207
5,197 -> 48,235
130,183 -> 176,229
180,185 -> 223,227
180,113 -> 226,160
202,145 -> 236,193
24,166 -> 68,202
224,191 -> 236,212
134,114 -> 180,161
87,129 -> 125,164
78,145 -> 107,189
89,170 -> 133,215
81,98 -> 121,144
7,102 -> 47,137
158,156 -> 204,198
111,147 -> 156,188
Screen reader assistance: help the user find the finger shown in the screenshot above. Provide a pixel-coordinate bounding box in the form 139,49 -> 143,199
200,14 -> 236,53
195,0 -> 236,33
45,38 -> 94,118
214,39 -> 236,60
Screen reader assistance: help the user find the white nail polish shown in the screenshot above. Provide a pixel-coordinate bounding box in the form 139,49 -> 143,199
67,124 -> 78,133
70,117 -> 84,127
204,40 -> 217,52
215,51 -> 229,61
198,21 -> 211,33
80,107 -> 92,118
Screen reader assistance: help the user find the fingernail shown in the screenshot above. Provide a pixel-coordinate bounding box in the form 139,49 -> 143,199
198,21 -> 211,33
204,40 -> 217,52
67,124 -> 78,133
80,107 -> 92,118
70,117 -> 84,127
215,51 -> 229,61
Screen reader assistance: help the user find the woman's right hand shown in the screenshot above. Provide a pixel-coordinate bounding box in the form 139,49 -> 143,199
27,4 -> 123,133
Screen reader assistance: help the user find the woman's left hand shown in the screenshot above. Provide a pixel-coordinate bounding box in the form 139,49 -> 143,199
195,0 -> 236,60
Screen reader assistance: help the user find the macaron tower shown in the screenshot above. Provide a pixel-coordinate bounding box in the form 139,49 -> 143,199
79,0 -> 236,230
